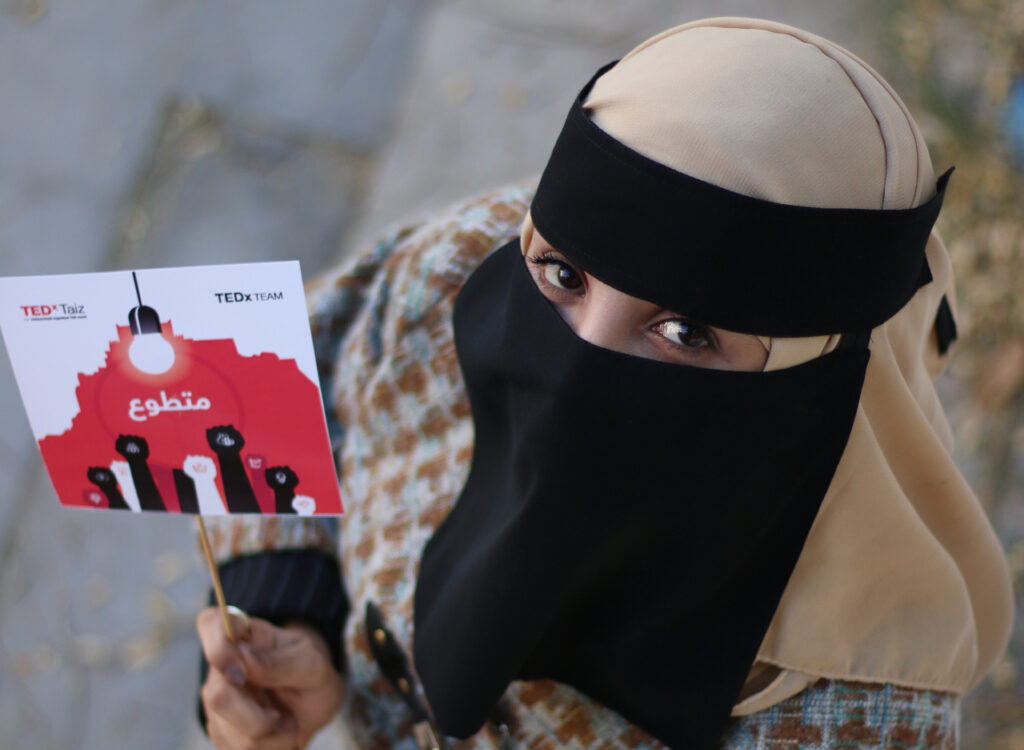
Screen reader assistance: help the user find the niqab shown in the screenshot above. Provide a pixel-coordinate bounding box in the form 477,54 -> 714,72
415,16 -> 1013,744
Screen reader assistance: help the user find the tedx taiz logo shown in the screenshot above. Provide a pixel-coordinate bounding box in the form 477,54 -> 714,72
19,303 -> 86,321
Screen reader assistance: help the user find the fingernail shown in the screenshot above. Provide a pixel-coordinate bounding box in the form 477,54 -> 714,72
239,642 -> 256,660
225,664 -> 246,685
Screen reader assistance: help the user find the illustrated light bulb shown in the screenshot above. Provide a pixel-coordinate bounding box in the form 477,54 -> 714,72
127,304 -> 175,375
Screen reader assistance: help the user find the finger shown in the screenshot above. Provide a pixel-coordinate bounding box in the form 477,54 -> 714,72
244,615 -> 295,652
226,605 -> 253,641
201,668 -> 281,738
197,607 -> 248,685
239,631 -> 334,690
207,711 -> 298,750
197,605 -> 258,646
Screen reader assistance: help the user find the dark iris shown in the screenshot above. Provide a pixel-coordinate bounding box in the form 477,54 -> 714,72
527,254 -> 585,292
557,263 -> 582,290
656,317 -> 711,349
676,322 -> 706,347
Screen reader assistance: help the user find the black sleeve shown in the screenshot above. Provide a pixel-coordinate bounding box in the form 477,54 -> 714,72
197,548 -> 350,732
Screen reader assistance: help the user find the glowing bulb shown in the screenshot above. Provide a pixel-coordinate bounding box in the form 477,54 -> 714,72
128,333 -> 175,374
126,303 -> 174,374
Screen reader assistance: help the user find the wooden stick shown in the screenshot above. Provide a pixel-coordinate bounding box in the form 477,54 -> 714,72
197,515 -> 236,644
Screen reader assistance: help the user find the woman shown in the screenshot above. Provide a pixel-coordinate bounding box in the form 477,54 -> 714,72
195,17 -> 1013,749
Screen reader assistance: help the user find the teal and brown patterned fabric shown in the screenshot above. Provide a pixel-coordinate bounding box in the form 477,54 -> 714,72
719,680 -> 958,750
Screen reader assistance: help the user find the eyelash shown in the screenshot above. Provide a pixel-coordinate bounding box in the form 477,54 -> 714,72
526,251 -> 716,353
531,252 -> 560,263
528,253 -> 582,288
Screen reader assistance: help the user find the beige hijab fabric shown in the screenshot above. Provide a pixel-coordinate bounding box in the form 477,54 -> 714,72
525,18 -> 1013,714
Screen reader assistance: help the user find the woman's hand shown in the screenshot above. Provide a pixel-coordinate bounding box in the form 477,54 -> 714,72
197,607 -> 345,749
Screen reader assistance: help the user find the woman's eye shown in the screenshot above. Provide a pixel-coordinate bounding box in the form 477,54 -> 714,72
530,256 -> 583,292
653,318 -> 712,350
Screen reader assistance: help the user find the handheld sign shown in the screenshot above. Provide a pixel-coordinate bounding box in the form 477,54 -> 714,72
0,262 -> 344,641
0,262 -> 342,517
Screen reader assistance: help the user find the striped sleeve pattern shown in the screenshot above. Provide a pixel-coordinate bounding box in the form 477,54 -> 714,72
212,548 -> 350,671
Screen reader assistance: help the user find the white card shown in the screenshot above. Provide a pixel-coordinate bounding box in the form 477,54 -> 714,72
0,262 -> 343,515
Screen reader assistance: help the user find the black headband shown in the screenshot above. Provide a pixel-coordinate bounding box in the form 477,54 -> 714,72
530,62 -> 951,336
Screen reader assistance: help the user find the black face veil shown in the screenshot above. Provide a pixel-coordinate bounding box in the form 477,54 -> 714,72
413,64 -> 948,749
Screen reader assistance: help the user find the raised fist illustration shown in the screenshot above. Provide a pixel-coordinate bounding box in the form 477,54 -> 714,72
111,461 -> 141,512
245,454 -> 275,510
265,465 -> 299,515
205,425 -> 260,513
113,434 -> 164,511
87,466 -> 130,510
266,466 -> 298,491
206,425 -> 244,454
173,469 -> 199,515
87,466 -> 117,491
183,454 -> 226,515
115,434 -> 150,460
292,494 -> 316,516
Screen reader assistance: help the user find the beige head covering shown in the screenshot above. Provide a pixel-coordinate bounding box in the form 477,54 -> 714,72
525,17 -> 1013,712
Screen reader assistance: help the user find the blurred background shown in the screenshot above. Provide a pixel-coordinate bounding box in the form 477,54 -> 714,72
0,0 -> 1021,748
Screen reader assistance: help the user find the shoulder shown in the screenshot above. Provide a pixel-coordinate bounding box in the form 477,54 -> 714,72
308,184 -> 532,339
372,184 -> 532,326
309,184 -> 532,446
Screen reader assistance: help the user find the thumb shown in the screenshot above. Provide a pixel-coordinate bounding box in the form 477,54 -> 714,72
239,625 -> 334,690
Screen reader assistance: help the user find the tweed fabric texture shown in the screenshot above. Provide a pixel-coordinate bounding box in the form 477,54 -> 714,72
718,680 -> 958,750
199,187 -> 960,748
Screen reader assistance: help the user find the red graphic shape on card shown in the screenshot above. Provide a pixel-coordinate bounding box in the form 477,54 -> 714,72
245,454 -> 275,513
39,322 -> 341,514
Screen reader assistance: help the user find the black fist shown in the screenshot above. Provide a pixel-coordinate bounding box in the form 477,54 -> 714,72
87,466 -> 117,490
265,466 -> 298,492
206,425 -> 244,454
115,434 -> 150,460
